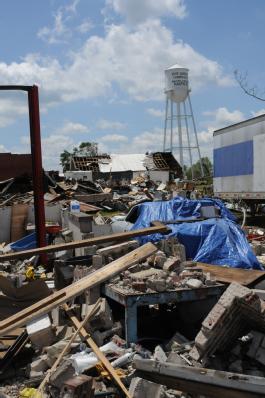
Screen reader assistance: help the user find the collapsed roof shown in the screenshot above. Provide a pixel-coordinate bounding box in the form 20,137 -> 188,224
70,152 -> 182,176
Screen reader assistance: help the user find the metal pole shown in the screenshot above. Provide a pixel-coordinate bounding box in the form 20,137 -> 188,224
188,94 -> 204,177
170,98 -> 173,152
177,102 -> 183,168
183,101 -> 193,179
163,96 -> 169,151
28,86 -> 46,263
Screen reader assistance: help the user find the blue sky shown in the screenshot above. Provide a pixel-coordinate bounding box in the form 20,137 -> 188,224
1,0 -> 265,170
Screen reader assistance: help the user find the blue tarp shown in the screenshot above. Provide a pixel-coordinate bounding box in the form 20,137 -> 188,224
131,197 -> 262,270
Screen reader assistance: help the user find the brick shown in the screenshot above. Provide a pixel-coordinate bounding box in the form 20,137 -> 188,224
190,283 -> 265,362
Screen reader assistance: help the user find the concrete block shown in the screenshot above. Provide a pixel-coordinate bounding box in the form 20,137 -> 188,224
96,240 -> 139,258
154,251 -> 167,269
146,278 -> 167,292
132,281 -> 147,292
130,268 -> 166,281
29,355 -> 49,373
153,345 -> 167,362
45,340 -> 75,367
26,315 -> 55,349
163,257 -> 181,273
85,298 -> 113,331
49,360 -> 75,389
92,255 -> 103,269
129,377 -> 164,398
185,278 -> 203,289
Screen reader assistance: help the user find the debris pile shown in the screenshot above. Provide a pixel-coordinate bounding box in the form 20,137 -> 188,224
0,166 -> 265,397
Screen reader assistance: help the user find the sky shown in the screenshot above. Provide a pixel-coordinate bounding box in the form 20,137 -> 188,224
1,0 -> 265,170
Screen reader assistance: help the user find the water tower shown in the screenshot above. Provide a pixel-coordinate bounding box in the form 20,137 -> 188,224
163,64 -> 204,178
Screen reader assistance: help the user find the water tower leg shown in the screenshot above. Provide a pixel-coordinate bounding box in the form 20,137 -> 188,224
188,94 -> 204,177
163,97 -> 169,151
170,99 -> 173,152
183,101 -> 193,179
177,102 -> 183,168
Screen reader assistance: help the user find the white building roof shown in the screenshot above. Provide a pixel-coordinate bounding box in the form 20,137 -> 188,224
99,154 -> 146,173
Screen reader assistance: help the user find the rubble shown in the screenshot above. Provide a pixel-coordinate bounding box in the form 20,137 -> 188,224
1,169 -> 265,398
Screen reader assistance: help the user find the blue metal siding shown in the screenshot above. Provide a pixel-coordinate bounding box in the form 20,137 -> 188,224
214,140 -> 253,178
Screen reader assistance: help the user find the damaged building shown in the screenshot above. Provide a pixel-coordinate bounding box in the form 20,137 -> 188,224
64,152 -> 183,185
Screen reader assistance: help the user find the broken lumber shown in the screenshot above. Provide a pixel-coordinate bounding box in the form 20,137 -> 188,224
134,359 -> 265,398
0,222 -> 168,261
0,243 -> 157,336
38,299 -> 102,394
65,303 -> 132,398
196,262 -> 265,286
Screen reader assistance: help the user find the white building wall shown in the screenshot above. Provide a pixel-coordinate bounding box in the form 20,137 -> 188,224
149,170 -> 170,184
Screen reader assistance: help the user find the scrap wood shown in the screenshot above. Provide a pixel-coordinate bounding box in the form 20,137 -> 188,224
0,277 -> 50,302
0,242 -> 157,336
0,222 -> 168,261
10,203 -> 28,242
0,194 -> 17,207
196,262 -> 265,286
37,299 -> 102,395
65,303 -> 132,398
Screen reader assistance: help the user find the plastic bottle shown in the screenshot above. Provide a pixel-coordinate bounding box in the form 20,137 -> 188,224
70,200 -> 80,213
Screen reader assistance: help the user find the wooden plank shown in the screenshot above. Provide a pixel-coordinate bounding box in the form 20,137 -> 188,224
0,243 -> 157,336
196,262 -> 265,286
65,304 -> 132,398
0,223 -> 168,261
74,193 -> 113,203
134,359 -> 265,398
10,203 -> 28,242
38,299 -> 102,394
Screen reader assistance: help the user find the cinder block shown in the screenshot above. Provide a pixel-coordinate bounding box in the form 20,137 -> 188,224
129,377 -> 164,398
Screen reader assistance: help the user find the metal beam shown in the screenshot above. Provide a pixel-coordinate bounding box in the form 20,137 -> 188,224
134,359 -> 265,398
0,85 -> 46,263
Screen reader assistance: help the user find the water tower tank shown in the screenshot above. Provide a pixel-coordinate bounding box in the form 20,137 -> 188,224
165,64 -> 189,103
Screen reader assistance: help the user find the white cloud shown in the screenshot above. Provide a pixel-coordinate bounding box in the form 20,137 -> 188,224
0,97 -> 28,128
198,107 -> 245,159
146,107 -> 164,117
77,19 -> 94,34
0,144 -> 8,153
97,119 -> 127,130
251,109 -> 265,117
38,0 -> 80,44
100,134 -> 128,142
105,0 -> 187,25
203,107 -> 244,128
0,20 -> 232,107
55,121 -> 90,135
41,134 -> 75,170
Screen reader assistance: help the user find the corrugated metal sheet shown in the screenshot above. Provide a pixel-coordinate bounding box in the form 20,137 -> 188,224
99,154 -> 146,173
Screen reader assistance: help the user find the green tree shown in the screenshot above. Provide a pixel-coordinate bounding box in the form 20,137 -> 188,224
78,142 -> 98,156
60,150 -> 72,171
60,142 -> 99,171
186,157 -> 212,180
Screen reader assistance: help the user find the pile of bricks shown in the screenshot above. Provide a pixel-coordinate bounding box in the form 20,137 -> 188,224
190,282 -> 265,362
